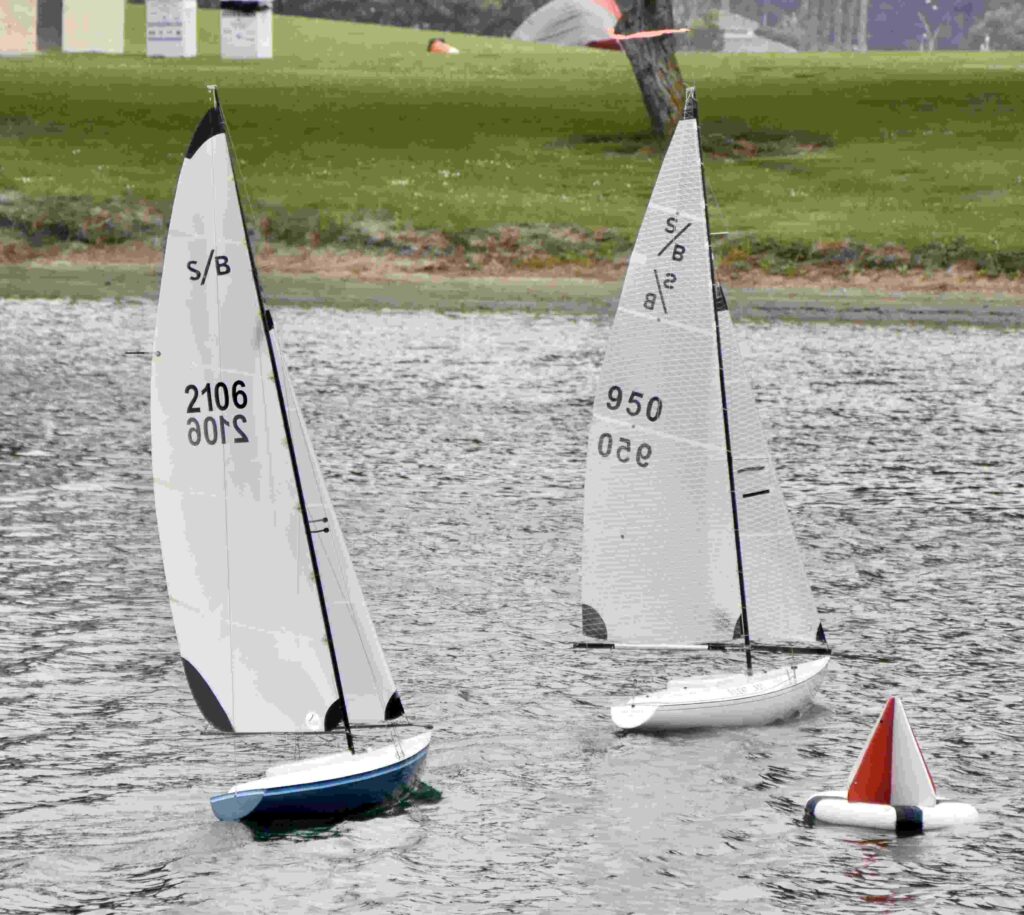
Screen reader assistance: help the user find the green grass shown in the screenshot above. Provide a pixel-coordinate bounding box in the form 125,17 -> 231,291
2,6 -> 1024,271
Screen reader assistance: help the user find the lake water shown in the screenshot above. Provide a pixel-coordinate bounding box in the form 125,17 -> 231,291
1,299 -> 1022,913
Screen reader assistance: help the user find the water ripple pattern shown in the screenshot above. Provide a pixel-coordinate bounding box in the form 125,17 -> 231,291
0,299 -> 1020,913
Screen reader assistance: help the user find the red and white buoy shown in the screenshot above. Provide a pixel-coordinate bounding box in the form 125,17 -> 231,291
804,697 -> 978,833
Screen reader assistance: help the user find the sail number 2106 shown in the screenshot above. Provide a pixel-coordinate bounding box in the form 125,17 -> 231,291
185,380 -> 249,446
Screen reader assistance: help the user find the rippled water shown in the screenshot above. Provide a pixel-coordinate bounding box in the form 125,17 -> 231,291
1,298 -> 1022,914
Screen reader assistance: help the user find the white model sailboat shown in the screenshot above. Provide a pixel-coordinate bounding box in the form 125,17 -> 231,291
576,88 -> 830,731
150,90 -> 430,820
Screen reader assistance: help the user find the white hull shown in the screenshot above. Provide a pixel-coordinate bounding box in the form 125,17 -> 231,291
610,656 -> 830,731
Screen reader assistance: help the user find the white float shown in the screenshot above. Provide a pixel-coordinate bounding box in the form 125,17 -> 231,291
804,696 -> 978,833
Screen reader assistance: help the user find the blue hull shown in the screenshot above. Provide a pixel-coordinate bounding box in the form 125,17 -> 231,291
210,745 -> 429,822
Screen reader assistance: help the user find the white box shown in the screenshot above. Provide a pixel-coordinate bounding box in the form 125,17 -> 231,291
0,0 -> 38,54
147,0 -> 197,58
62,0 -> 124,54
221,1 -> 272,60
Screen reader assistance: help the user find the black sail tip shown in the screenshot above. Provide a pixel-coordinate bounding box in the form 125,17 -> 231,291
181,658 -> 233,732
733,614 -> 747,640
185,106 -> 226,159
581,604 -> 608,641
816,622 -> 828,644
384,691 -> 405,721
324,698 -> 347,732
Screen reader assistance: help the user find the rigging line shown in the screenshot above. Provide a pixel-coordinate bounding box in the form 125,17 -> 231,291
690,87 -> 753,673
215,88 -> 356,755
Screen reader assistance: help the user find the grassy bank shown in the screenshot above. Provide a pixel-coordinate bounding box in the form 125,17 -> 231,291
2,6 -> 1024,276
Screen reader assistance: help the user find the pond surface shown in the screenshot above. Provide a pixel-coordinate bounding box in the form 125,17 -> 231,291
0,299 -> 1021,913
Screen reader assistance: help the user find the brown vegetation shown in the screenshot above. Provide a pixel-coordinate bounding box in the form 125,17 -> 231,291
4,240 -> 1024,295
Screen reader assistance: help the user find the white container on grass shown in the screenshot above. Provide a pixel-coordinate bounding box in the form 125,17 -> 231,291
221,0 -> 272,60
0,0 -> 38,55
147,0 -> 197,58
62,0 -> 124,54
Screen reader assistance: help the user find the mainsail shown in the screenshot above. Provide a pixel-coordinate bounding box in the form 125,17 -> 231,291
581,91 -> 821,649
151,104 -> 400,734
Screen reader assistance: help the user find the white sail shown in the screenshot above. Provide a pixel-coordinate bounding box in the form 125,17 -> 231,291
581,100 -> 822,648
581,114 -> 740,644
716,304 -> 821,644
151,107 -> 398,733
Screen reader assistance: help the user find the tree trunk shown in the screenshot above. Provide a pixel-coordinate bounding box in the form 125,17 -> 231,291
857,0 -> 870,50
798,0 -> 819,50
619,0 -> 687,137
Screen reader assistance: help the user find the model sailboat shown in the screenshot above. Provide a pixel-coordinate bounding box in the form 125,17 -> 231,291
151,91 -> 430,820
576,88 -> 830,731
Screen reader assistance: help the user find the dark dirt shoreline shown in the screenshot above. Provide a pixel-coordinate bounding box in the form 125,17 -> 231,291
2,246 -> 1023,326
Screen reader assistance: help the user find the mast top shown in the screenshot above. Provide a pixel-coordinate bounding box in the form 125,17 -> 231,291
683,85 -> 698,121
207,84 -> 221,110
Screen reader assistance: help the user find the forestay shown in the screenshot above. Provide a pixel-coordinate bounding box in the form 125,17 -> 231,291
581,97 -> 820,647
151,107 -> 399,733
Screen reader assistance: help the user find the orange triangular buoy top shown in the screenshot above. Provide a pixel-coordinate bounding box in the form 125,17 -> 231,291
846,697 -> 937,807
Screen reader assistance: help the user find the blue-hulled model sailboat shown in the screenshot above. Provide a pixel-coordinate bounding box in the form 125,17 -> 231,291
150,90 -> 430,821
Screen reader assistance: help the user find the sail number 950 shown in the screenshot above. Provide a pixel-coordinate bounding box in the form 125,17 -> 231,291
606,385 -> 662,422
185,380 -> 249,446
597,433 -> 652,468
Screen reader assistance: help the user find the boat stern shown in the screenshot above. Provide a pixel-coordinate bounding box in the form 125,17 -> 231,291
610,698 -> 658,731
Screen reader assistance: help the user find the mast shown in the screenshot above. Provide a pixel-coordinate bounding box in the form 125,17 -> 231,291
688,87 -> 753,672
211,87 -> 356,751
